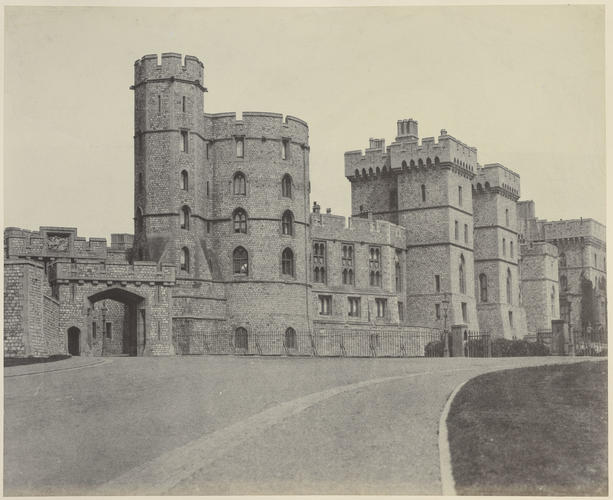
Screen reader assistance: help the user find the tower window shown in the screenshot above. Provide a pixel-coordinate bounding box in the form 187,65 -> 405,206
464,224 -> 469,244
282,210 -> 294,236
182,96 -> 186,113
206,181 -> 210,197
395,251 -> 402,292
479,273 -> 488,302
458,186 -> 463,206
236,137 -> 244,158
282,174 -> 292,198
505,208 -> 510,226
369,247 -> 382,287
435,303 -> 441,319
180,130 -> 189,152
233,208 -> 247,234
421,184 -> 426,202
459,254 -> 466,294
282,139 -> 289,160
180,247 -> 190,272
435,274 -> 441,292
282,247 -> 295,276
506,268 -> 512,304
233,246 -> 249,275
509,311 -> 514,327
510,241 -> 514,258
462,302 -> 468,322
180,206 -> 191,230
181,170 -> 188,190
502,238 -> 507,256
106,322 -> 112,339
375,298 -> 387,318
454,220 -> 459,240
136,207 -> 144,233
206,142 -> 210,159
92,322 -> 97,339
158,95 -> 161,113
233,172 -> 246,195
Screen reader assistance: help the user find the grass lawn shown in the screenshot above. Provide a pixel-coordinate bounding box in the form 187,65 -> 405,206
4,354 -> 71,367
447,360 -> 608,496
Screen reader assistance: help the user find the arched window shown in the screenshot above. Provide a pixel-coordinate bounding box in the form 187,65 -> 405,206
426,157 -> 432,167
135,207 -> 143,233
559,253 -> 567,268
282,174 -> 292,198
434,156 -> 440,165
418,158 -> 424,167
181,170 -> 188,190
233,208 -> 247,234
284,327 -> 297,349
459,255 -> 466,294
479,273 -> 488,302
282,210 -> 294,236
235,327 -> 248,349
560,275 -> 568,290
180,247 -> 190,272
180,206 -> 190,230
506,268 -> 512,304
421,184 -> 426,202
370,270 -> 375,286
348,269 -> 354,285
282,248 -> 294,276
410,159 -> 415,168
233,246 -> 248,275
233,172 -> 246,195
401,160 -> 407,169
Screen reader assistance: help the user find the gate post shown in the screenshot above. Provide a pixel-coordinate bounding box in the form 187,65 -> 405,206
450,324 -> 468,357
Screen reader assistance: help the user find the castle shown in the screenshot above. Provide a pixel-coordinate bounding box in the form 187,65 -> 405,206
3,53 -> 606,358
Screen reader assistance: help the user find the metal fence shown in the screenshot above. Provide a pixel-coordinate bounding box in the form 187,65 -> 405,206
464,331 -> 492,358
172,327 -> 446,358
574,328 -> 608,356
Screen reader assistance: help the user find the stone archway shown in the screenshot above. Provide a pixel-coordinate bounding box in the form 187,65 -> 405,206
87,288 -> 146,356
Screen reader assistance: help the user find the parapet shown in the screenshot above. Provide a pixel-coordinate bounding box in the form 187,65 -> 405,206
542,218 -> 606,244
310,211 -> 406,248
52,261 -> 176,285
520,241 -> 559,258
345,122 -> 477,180
473,163 -> 521,199
134,53 -> 204,87
4,226 -> 109,260
204,111 -> 308,145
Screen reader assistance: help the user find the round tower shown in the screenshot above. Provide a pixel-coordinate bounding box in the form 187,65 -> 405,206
132,53 -> 209,280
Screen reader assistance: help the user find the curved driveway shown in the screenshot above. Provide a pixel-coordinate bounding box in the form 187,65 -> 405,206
4,355 -> 585,496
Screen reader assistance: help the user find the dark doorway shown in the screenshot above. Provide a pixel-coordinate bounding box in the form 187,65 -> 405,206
67,327 -> 80,355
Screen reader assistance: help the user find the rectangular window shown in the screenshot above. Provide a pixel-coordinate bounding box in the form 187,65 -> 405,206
158,95 -> 161,113
458,186 -> 463,206
92,322 -> 97,339
207,221 -> 211,233
206,181 -> 210,197
180,130 -> 188,152
464,224 -> 468,244
375,298 -> 387,318
182,96 -> 186,113
435,303 -> 441,319
503,238 -> 506,256
509,311 -> 514,328
398,302 -> 404,321
313,241 -> 326,283
341,244 -> 355,285
510,241 -> 514,258
319,295 -> 332,315
282,139 -> 289,160
106,322 -> 112,339
236,137 -> 244,158
461,302 -> 468,322
454,220 -> 459,240
206,142 -> 210,159
348,297 -> 361,317
435,275 -> 441,292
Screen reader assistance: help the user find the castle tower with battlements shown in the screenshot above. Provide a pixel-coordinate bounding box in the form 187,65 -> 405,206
345,120 -> 479,330
472,163 -> 527,338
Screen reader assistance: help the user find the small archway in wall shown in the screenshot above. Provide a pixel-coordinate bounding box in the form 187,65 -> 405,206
87,287 -> 146,357
67,326 -> 81,356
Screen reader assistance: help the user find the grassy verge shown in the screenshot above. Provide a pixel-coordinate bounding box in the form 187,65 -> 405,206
4,354 -> 71,367
447,360 -> 607,496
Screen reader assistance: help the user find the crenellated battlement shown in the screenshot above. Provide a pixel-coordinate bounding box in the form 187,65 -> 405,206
310,211 -> 406,248
134,53 -> 204,87
520,241 -> 559,258
204,111 -> 309,144
473,163 -> 521,199
542,218 -> 606,244
345,122 -> 478,180
51,261 -> 176,285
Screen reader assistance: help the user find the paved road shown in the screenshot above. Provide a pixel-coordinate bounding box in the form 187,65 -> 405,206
4,355 -> 587,496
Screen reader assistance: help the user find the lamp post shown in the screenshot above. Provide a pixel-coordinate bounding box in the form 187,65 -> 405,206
442,294 -> 450,357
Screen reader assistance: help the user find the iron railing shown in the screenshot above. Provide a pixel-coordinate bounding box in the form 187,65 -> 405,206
172,327 -> 445,358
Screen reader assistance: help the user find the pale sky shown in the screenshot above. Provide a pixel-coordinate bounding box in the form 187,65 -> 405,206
4,5 -> 606,240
